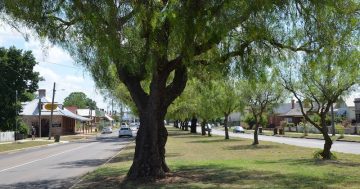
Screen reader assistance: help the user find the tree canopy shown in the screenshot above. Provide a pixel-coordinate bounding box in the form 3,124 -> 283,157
63,92 -> 97,109
2,0 -> 359,179
0,47 -> 41,131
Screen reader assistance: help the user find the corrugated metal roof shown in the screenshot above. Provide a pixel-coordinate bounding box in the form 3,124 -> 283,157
77,109 -> 96,117
21,97 -> 91,121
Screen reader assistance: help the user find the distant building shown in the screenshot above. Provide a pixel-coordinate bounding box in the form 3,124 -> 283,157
355,98 -> 360,123
21,89 -> 90,136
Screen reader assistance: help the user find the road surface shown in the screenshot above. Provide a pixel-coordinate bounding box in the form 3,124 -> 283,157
211,129 -> 360,155
0,129 -> 135,189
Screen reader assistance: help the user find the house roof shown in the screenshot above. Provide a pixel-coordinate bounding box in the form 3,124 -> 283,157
104,114 -> 114,121
273,103 -> 300,115
21,97 -> 91,122
279,108 -> 307,117
77,109 -> 96,117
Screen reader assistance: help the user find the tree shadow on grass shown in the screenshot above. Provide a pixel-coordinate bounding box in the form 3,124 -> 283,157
0,177 -> 77,189
258,158 -> 360,167
77,163 -> 357,189
224,144 -> 279,151
55,159 -> 105,169
188,139 -> 240,144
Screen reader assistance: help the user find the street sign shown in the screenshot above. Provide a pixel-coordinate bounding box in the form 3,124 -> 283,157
44,103 -> 58,111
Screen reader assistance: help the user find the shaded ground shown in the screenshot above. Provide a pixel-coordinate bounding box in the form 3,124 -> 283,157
75,127 -> 360,189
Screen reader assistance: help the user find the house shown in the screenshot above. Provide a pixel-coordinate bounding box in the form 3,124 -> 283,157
334,99 -> 356,123
268,100 -> 303,127
354,98 -> 360,123
21,89 -> 91,137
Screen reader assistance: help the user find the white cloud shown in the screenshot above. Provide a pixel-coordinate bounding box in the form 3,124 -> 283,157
1,21 -> 109,109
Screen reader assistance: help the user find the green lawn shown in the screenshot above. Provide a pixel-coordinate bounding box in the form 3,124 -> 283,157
0,141 -> 52,153
76,127 -> 360,189
219,126 -> 360,142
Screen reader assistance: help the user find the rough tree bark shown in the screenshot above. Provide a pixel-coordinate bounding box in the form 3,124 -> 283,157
125,65 -> 187,180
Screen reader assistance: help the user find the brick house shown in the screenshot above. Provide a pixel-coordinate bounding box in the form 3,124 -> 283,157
21,89 -> 91,137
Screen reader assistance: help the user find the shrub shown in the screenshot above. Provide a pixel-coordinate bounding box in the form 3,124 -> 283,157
280,121 -> 287,128
335,124 -> 345,139
313,150 -> 338,160
299,122 -> 308,136
18,121 -> 29,135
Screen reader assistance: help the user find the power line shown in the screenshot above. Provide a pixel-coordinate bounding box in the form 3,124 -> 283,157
40,60 -> 82,69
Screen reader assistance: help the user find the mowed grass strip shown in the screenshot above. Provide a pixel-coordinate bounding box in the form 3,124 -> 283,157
76,127 -> 360,189
0,141 -> 52,153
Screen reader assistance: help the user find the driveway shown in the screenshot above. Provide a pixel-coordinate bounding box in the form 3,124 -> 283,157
0,129 -> 135,189
211,129 -> 360,155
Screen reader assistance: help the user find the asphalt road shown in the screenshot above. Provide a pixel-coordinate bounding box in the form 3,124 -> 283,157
0,129 -> 135,189
211,129 -> 360,155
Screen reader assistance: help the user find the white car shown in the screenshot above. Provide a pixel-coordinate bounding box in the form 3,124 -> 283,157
233,126 -> 245,133
101,127 -> 112,134
119,127 -> 133,137
121,122 -> 128,127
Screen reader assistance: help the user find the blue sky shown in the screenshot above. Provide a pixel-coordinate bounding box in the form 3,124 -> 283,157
0,22 -> 111,109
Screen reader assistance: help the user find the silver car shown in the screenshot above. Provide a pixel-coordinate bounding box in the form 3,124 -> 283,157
119,127 -> 133,137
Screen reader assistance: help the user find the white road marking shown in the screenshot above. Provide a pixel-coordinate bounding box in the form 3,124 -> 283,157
0,142 -> 96,173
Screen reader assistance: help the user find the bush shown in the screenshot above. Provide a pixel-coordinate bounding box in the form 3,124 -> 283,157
18,121 -> 29,135
299,122 -> 309,136
335,124 -> 345,139
313,150 -> 337,160
286,123 -> 295,127
280,121 -> 287,128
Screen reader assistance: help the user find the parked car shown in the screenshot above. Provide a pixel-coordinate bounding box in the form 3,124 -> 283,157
101,127 -> 112,134
121,122 -> 128,128
205,124 -> 212,132
119,127 -> 133,137
233,126 -> 245,133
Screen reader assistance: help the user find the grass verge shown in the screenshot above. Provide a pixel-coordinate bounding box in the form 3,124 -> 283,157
75,127 -> 360,189
0,141 -> 52,153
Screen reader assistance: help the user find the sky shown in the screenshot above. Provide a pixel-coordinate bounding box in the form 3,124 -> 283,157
0,22 -> 112,110
0,21 -> 359,110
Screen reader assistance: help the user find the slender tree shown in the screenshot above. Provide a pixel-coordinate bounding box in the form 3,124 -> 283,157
213,78 -> 243,139
240,77 -> 285,145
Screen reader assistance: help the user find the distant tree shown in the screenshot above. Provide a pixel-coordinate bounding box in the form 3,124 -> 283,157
240,77 -> 285,145
213,78 -> 243,139
0,47 -> 41,131
280,46 -> 359,159
63,92 -> 97,110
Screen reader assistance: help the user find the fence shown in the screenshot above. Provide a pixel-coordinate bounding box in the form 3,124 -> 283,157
0,131 -> 15,142
294,125 -> 360,135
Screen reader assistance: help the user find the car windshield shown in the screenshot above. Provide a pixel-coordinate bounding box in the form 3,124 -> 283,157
121,128 -> 129,130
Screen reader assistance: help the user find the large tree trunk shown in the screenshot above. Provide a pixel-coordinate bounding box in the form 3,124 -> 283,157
224,114 -> 229,140
125,65 -> 187,180
190,117 -> 197,133
184,119 -> 189,131
127,107 -> 168,179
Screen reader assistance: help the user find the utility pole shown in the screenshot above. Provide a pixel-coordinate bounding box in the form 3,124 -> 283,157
38,97 -> 42,138
111,99 -> 114,115
48,82 -> 56,140
15,90 -> 18,141
331,103 -> 335,136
